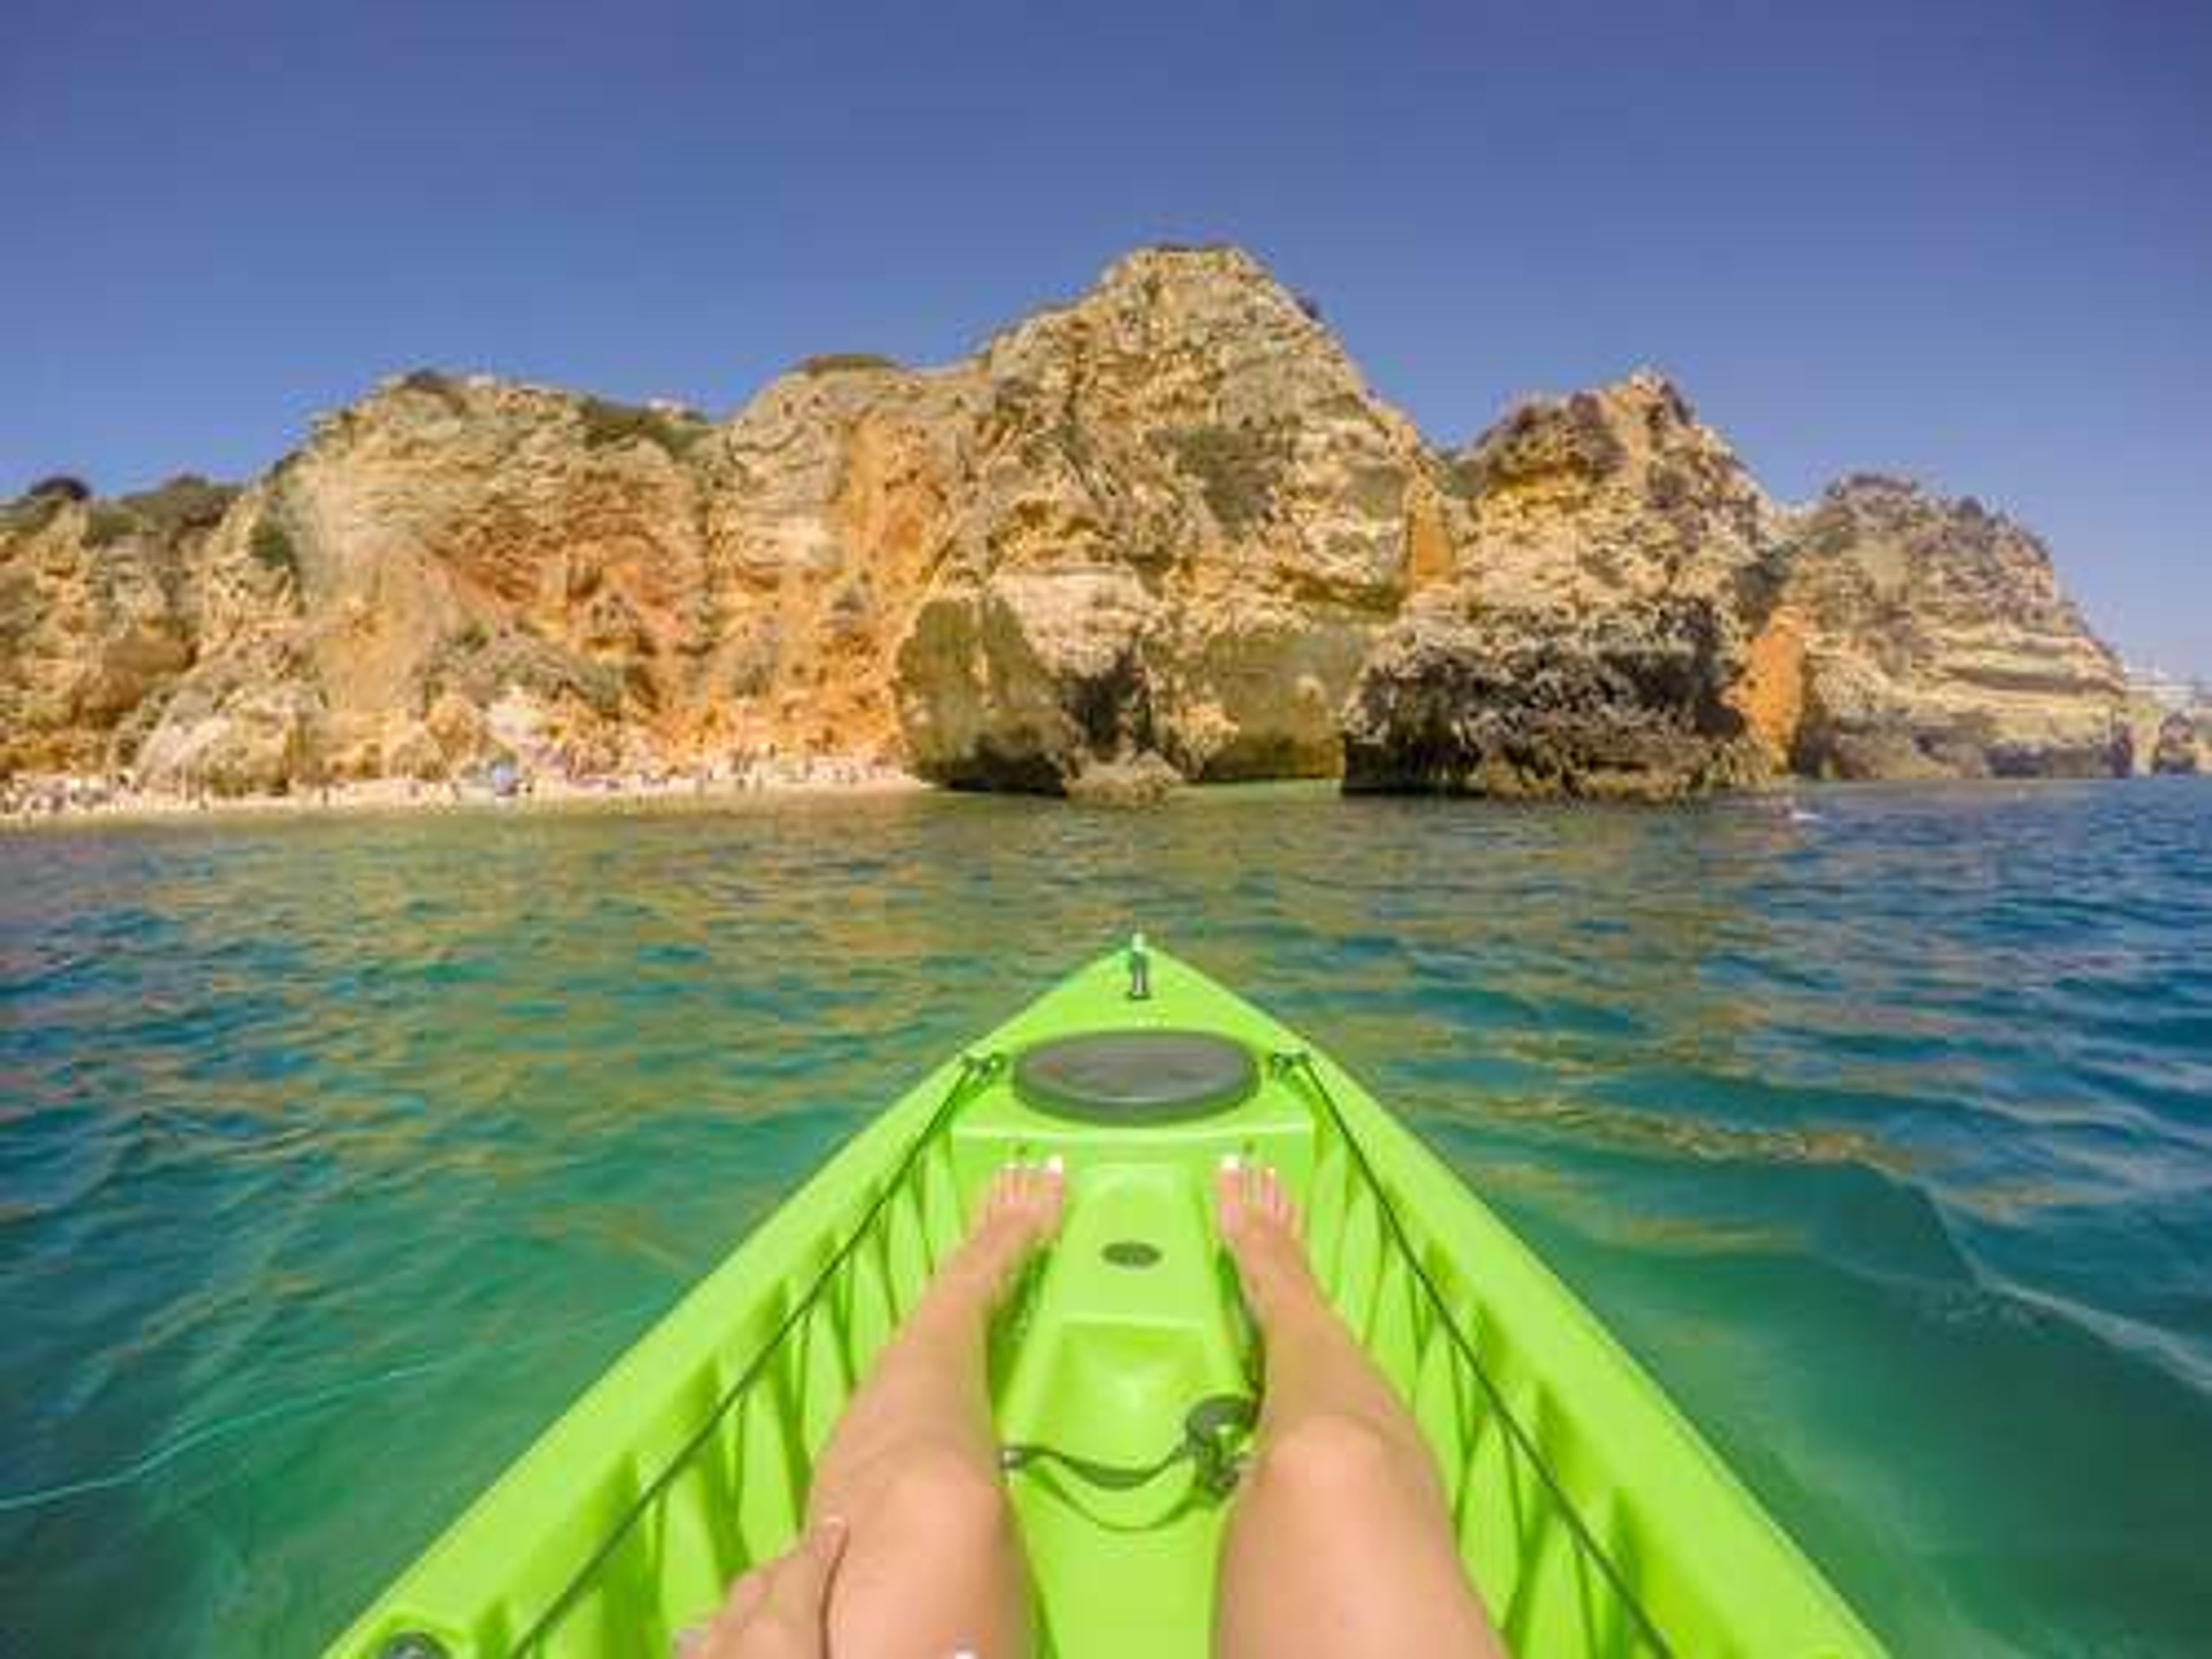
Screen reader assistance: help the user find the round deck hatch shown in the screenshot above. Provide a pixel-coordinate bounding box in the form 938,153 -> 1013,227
1013,1029 -> 1257,1124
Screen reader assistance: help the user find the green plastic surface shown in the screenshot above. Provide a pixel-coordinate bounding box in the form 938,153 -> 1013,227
325,946 -> 1884,1658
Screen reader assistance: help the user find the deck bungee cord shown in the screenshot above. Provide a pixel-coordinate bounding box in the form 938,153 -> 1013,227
1268,1048 -> 1677,1659
509,1051 -> 1006,1655
1000,1392 -> 1256,1501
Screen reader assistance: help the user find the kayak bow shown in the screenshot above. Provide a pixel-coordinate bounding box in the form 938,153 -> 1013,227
328,942 -> 1881,1658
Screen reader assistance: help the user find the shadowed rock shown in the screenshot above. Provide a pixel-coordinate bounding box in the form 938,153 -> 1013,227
1342,598 -> 1763,800
1065,750 -> 1184,805
2151,712 -> 2201,775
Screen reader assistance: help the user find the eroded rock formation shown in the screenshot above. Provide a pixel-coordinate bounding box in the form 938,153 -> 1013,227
1343,374 -> 1775,799
0,247 -> 2135,801
890,247 -> 1446,788
2147,710 -> 2204,775
1760,476 -> 2129,779
0,477 -> 231,778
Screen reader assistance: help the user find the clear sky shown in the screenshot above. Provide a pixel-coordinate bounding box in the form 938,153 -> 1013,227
4,0 -> 2207,671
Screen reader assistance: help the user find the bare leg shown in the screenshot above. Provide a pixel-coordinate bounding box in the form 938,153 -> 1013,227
798,1161 -> 1062,1658
1214,1161 -> 1508,1659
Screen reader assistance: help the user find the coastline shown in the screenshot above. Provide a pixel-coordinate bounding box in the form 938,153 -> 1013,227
0,759 -> 926,832
7,765 -> 2191,836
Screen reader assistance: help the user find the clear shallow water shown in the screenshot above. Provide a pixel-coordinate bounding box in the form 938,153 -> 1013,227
2,782 -> 2209,1657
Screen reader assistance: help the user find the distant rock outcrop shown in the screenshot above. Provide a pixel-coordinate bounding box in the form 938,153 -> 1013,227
1343,374 -> 1775,799
0,247 -> 2136,802
1342,596 -> 1763,799
2119,667 -> 2211,777
1760,477 -> 2129,779
2150,711 -> 2202,775
0,478 -> 231,778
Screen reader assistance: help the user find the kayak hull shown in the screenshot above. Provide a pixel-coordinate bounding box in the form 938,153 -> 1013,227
327,946 -> 1881,1658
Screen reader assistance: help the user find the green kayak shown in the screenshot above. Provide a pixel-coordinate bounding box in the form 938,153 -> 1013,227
328,941 -> 1881,1658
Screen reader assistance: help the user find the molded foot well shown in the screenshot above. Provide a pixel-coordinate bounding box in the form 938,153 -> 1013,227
995,1161 -> 1252,1658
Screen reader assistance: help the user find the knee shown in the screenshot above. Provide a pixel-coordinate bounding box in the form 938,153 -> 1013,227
1248,1412 -> 1415,1504
855,1445 -> 1013,1544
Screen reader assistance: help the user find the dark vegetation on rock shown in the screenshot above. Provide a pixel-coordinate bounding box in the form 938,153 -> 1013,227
575,396 -> 711,458
125,475 -> 238,535
1153,423 -> 1290,535
248,516 -> 298,575
796,353 -> 904,377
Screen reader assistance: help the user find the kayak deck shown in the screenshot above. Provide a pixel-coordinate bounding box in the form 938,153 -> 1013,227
328,946 -> 1880,1658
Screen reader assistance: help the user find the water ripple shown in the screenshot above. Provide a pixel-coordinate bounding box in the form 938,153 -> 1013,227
2,781 -> 2209,1654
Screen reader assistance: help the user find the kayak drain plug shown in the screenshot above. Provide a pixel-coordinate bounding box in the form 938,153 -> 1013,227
1102,1238 -> 1161,1268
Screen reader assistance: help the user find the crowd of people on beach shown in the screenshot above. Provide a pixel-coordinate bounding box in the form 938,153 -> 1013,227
0,752 -> 914,826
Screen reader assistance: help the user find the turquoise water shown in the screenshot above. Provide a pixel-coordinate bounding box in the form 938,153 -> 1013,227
3,782 -> 2209,1656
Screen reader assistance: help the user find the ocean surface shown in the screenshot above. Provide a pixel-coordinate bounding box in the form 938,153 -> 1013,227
2,781 -> 2209,1656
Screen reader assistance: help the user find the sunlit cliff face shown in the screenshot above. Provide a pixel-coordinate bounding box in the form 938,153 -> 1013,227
0,249 -> 2131,798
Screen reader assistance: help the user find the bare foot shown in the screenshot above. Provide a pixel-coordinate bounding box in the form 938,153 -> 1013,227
1215,1157 -> 1318,1325
953,1159 -> 1066,1301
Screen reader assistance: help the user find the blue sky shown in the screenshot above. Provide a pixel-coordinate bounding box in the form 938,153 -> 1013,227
4,0 -> 2207,671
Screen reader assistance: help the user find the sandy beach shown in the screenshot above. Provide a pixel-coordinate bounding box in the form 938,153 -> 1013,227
0,757 -> 926,831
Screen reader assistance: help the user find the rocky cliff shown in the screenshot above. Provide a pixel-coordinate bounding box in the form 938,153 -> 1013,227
2123,672 -> 2210,777
0,246 -> 2134,800
1758,476 -> 2129,779
0,476 -> 230,778
892,247 -> 1451,790
1342,374 -> 1774,798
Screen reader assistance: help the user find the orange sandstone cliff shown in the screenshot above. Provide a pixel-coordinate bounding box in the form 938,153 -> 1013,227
0,248 -> 2131,798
